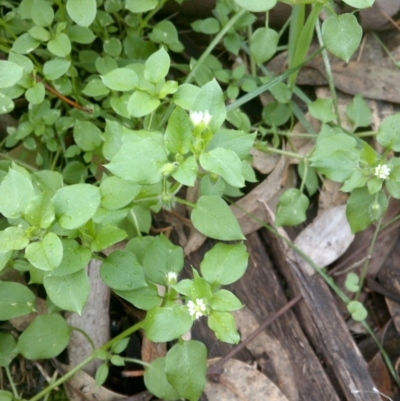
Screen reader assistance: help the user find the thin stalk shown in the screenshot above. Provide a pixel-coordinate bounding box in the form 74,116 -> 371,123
174,197 -> 196,209
255,145 -> 305,160
184,9 -> 246,84
355,216 -> 383,300
315,19 -> 341,127
29,322 -> 143,401
5,366 -> 18,399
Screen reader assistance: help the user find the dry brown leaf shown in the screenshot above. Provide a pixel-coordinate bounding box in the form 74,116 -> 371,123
294,205 -> 354,276
250,148 -> 280,174
233,308 -> 299,401
232,156 -> 286,235
318,180 -> 348,211
205,358 -> 289,401
367,353 -> 392,399
141,337 -> 167,364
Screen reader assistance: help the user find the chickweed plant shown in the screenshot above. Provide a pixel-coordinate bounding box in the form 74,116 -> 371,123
0,0 -> 398,399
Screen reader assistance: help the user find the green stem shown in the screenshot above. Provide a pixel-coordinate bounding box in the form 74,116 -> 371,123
255,144 -> 304,160
69,327 -> 96,352
5,366 -> 19,399
315,19 -> 341,127
184,9 -> 246,84
29,355 -> 95,401
122,358 -> 151,368
130,208 -> 143,239
355,215 -> 383,300
29,322 -> 143,401
0,153 -> 38,172
174,197 -> 196,209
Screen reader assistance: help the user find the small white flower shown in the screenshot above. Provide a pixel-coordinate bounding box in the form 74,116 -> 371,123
166,271 -> 178,283
374,164 -> 390,180
187,298 -> 207,319
189,110 -> 212,128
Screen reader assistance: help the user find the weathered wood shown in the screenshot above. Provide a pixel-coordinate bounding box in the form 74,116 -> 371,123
236,232 -> 341,401
261,229 -> 381,400
67,259 -> 110,376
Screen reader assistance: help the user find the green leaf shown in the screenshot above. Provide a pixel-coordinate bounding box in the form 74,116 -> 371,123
47,33 -> 71,57
309,98 -> 337,123
165,106 -> 192,154
192,18 -> 220,35
100,250 -> 147,291
142,235 -> 184,285
172,156 -> 198,186
91,225 -> 127,252
191,79 -> 226,133
191,195 -> 245,241
126,0 -> 158,13
0,168 -> 35,219
115,284 -> 160,311
104,38 -> 122,57
0,61 -> 23,88
346,187 -> 387,233
25,82 -> 45,105
68,25 -> 96,44
0,93 -> 14,114
105,138 -> 168,185
342,0 -> 373,8
11,33 -> 40,54
101,68 -> 138,91
344,272 -> 360,293
111,338 -> 130,354
310,134 -> 360,182
275,188 -> 309,227
100,176 -> 141,210
377,113 -> 400,151
127,90 -> 160,117
347,300 -> 368,321
73,120 -> 102,151
200,148 -> 245,188
31,0 -> 54,27
0,281 -> 36,320
322,14 -> 362,62
142,305 -> 193,342
52,239 -> 91,276
66,0 -> 97,27
144,357 -> 182,401
208,311 -> 240,344
24,193 -> 55,229
82,79 -> 109,97
144,47 -> 170,84
43,59 -> 71,80
207,129 -> 256,159
165,341 -> 207,401
200,174 -> 225,196
250,27 -> 279,64
0,227 -> 29,253
25,232 -> 63,271
209,289 -> 243,311
29,26 -> 51,42
346,94 -> 372,129
52,184 -> 101,229
18,314 -> 70,359
0,333 -> 17,367
234,0 -> 276,11
44,269 -> 89,314
386,163 -> 400,199
95,363 -> 109,387
173,84 -> 200,110
200,242 -> 248,285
